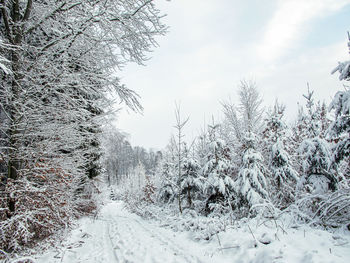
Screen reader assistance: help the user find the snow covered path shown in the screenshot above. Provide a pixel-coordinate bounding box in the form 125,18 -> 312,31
35,200 -> 350,263
37,201 -> 208,263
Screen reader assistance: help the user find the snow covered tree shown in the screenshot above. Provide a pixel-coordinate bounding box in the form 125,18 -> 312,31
298,138 -> 336,193
302,87 -> 330,138
291,88 -> 330,166
297,88 -> 337,194
194,126 -> 211,169
179,152 -> 202,208
222,79 -> 264,168
291,106 -> 309,152
157,146 -> 177,204
328,89 -> 350,174
234,132 -> 269,214
262,101 -> 288,145
173,104 -> 189,213
332,60 -> 350,81
312,37 -> 350,228
143,175 -> 156,203
133,161 -> 147,190
120,161 -> 147,203
0,40 -> 11,74
222,80 -> 264,137
202,125 -> 235,215
221,80 -> 268,214
262,101 -> 298,208
0,0 -> 167,253
296,135 -> 341,225
237,80 -> 264,134
102,127 -> 140,186
1,0 -> 166,182
156,134 -> 185,206
103,128 -> 128,185
332,32 -> 350,81
270,140 -> 298,188
293,34 -> 350,227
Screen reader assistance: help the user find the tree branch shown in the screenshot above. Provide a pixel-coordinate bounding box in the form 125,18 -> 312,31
0,1 -> 13,43
61,2 -> 82,12
110,0 -> 152,22
22,0 -> 33,21
129,0 -> 153,18
25,2 -> 67,35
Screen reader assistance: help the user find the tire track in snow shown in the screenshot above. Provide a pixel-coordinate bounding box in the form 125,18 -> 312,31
102,202 -> 204,263
37,201 -> 206,263
131,217 -> 203,263
104,220 -> 120,262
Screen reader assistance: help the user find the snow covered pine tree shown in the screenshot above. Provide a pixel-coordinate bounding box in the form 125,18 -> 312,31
222,80 -> 268,215
234,132 -> 269,215
297,89 -> 337,194
263,101 -> 298,209
179,151 -> 202,209
203,125 -> 235,215
314,34 -> 350,228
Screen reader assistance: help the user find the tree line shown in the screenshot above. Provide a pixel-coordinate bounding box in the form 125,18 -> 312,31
103,127 -> 163,186
154,76 -> 349,226
0,0 -> 166,255
115,42 -> 350,229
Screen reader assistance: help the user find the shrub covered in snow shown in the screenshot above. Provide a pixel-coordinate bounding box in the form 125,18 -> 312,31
0,163 -> 98,254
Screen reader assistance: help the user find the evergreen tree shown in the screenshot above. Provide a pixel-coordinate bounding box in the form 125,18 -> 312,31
298,137 -> 336,193
310,32 -> 350,228
270,140 -> 298,188
291,88 -> 330,175
222,81 -> 267,213
222,80 -> 265,174
203,125 -> 235,214
234,132 -> 269,212
328,89 -> 350,173
332,31 -> 350,81
157,140 -> 177,204
179,152 -> 202,208
329,33 -> 350,183
291,106 -> 309,153
263,101 -> 298,208
297,89 -> 337,193
158,159 -> 176,204
143,175 -> 156,203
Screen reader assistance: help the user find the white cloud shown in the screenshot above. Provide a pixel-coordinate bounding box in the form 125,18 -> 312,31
117,1 -> 350,149
257,40 -> 349,120
257,0 -> 350,61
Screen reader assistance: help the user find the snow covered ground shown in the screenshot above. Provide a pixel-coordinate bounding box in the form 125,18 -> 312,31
31,200 -> 350,263
35,201 -> 209,263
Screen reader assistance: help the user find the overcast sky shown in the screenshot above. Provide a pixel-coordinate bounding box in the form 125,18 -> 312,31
117,0 -> 350,150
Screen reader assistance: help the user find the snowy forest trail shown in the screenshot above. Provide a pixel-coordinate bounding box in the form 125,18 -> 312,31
37,201 -> 208,263
34,198 -> 350,263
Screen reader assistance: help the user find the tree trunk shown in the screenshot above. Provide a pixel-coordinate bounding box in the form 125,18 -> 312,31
9,0 -> 24,174
187,187 -> 192,208
4,0 -> 27,215
178,192 -> 182,214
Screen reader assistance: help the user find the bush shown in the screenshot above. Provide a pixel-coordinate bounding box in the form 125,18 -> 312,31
0,162 -> 98,256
